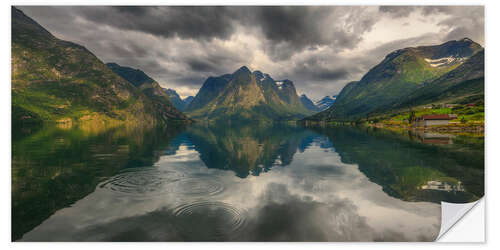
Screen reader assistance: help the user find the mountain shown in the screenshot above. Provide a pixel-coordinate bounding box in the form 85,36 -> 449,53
104,62 -> 154,87
185,74 -> 232,111
105,63 -> 189,121
303,38 -> 483,121
300,94 -> 320,112
11,7 -> 188,126
315,95 -> 337,111
163,88 -> 184,110
186,66 -> 312,121
161,88 -> 192,111
391,49 -> 484,110
183,96 -> 194,106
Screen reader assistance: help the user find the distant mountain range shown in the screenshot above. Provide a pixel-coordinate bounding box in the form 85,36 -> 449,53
185,66 -> 312,121
164,89 -> 193,111
300,94 -> 320,112
315,95 -> 337,111
12,7 -> 189,126
303,38 -> 484,121
300,94 -> 336,112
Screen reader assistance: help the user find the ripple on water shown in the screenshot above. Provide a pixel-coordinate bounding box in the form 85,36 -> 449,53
99,167 -> 183,196
172,201 -> 247,241
170,176 -> 225,197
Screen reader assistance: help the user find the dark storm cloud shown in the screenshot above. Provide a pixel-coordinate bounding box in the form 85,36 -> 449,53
72,6 -> 375,55
252,7 -> 379,60
184,52 -> 247,74
39,6 -> 378,61
292,57 -> 351,82
254,7 -> 330,45
252,7 -> 334,58
185,57 -> 218,72
74,6 -> 239,41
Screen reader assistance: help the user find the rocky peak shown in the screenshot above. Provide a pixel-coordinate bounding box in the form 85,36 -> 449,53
234,66 -> 252,75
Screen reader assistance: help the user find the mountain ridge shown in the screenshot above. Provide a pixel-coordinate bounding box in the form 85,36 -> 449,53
300,94 -> 320,112
105,62 -> 190,121
186,66 -> 311,121
302,38 -> 483,122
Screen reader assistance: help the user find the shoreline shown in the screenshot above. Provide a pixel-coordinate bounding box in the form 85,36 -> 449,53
368,123 -> 484,134
299,120 -> 484,136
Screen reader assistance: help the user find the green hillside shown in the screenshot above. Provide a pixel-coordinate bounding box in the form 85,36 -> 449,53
304,39 -> 483,122
11,7 -> 188,126
371,50 -> 484,125
393,49 -> 484,109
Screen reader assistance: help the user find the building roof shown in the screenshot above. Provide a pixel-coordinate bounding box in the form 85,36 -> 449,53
419,114 -> 454,120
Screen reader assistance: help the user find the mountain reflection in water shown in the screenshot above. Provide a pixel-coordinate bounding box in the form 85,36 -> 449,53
12,123 -> 483,241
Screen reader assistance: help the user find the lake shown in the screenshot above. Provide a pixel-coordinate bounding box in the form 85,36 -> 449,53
12,122 -> 484,241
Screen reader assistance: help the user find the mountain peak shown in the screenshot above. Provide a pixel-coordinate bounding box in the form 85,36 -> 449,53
106,62 -> 155,87
234,66 -> 252,75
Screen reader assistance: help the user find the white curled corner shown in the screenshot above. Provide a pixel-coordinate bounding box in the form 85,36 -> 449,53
436,198 -> 483,241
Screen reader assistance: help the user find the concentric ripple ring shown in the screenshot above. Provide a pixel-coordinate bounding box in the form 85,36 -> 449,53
99,167 -> 183,196
172,201 -> 247,241
170,176 -> 225,197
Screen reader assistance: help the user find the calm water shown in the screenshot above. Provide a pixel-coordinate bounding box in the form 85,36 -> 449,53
12,123 -> 484,241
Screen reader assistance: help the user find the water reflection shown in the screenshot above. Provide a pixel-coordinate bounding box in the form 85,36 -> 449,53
308,126 -> 483,203
13,123 -> 483,241
184,123 -> 314,177
11,124 -> 186,240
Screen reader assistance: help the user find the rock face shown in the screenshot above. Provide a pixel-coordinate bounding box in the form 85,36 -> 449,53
303,39 -> 483,121
11,7 -> 189,125
186,66 -> 311,121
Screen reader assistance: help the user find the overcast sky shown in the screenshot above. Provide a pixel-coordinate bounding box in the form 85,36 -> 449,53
18,6 -> 484,100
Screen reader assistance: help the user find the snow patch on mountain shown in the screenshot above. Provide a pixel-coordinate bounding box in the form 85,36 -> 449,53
275,81 -> 284,90
315,95 -> 337,111
424,56 -> 466,67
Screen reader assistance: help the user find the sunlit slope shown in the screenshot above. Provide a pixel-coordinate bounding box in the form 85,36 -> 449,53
12,7 -> 188,125
304,39 -> 483,121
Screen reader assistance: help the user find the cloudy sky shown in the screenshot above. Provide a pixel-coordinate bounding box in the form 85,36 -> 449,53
18,6 -> 484,100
